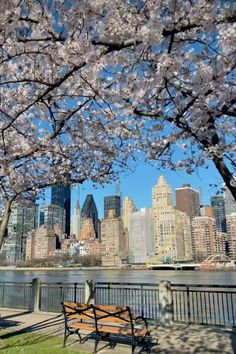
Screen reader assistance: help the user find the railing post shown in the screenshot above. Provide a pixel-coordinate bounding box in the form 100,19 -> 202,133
74,283 -> 77,303
29,278 -> 40,312
84,280 -> 95,304
187,286 -> 191,324
158,280 -> 173,325
141,285 -> 144,317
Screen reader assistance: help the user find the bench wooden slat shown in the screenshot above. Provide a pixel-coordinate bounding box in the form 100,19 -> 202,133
70,322 -> 150,337
95,304 -> 129,311
70,322 -> 96,331
67,313 -> 94,320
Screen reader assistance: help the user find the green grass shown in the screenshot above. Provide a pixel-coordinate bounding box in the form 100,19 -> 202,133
0,331 -> 88,354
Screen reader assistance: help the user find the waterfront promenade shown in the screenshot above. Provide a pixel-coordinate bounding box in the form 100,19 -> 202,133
0,308 -> 236,353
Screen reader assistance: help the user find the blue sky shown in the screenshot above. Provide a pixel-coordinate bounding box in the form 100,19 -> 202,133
68,160 -> 223,219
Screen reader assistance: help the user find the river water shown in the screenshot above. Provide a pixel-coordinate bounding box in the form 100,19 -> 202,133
0,268 -> 236,285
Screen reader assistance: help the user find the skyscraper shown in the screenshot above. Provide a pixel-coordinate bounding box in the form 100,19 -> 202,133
7,203 -> 38,259
191,216 -> 216,261
226,213 -> 236,258
40,204 -> 65,232
100,210 -> 125,267
176,184 -> 200,220
128,208 -> 155,264
152,176 -> 192,262
104,196 -> 121,219
122,196 -> 136,231
81,194 -> 99,238
51,185 -> 71,236
224,187 -> 236,216
70,200 -> 82,238
211,196 -> 226,232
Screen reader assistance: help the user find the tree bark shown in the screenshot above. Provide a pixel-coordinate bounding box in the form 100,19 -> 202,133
213,156 -> 236,201
0,199 -> 13,250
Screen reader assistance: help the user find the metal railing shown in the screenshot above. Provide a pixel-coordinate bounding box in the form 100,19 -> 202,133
0,281 -> 32,310
0,280 -> 235,327
172,284 -> 236,327
39,282 -> 85,312
95,282 -> 159,320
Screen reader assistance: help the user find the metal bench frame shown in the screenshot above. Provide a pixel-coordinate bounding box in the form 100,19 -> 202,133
61,302 -> 152,353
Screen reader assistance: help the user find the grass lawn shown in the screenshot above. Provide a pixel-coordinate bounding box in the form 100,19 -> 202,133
0,330 -> 88,354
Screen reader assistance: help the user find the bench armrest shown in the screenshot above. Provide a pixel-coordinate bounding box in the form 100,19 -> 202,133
134,315 -> 148,329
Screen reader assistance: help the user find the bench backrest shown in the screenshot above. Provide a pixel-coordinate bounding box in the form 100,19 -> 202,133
62,302 -> 133,325
62,302 -> 94,322
93,304 -> 132,325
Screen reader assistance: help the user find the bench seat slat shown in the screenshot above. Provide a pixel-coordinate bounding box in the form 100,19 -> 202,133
70,322 -> 96,331
70,322 -> 150,337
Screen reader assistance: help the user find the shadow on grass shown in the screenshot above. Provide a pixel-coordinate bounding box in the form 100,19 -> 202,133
0,313 -> 63,340
0,314 -> 66,352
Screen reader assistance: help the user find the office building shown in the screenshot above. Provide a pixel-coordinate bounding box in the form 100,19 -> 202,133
191,216 -> 216,261
176,184 -> 200,220
7,203 -> 38,258
122,196 -> 136,231
40,204 -> 65,232
51,184 -> 71,236
71,200 -> 82,238
80,218 -> 96,241
215,231 -> 227,255
100,210 -> 125,267
104,195 -> 121,219
226,213 -> 236,258
211,196 -> 226,232
128,208 -> 155,264
201,205 -> 214,218
152,176 -> 192,262
26,225 -> 57,260
0,232 -> 21,265
224,187 -> 236,216
81,195 -> 99,238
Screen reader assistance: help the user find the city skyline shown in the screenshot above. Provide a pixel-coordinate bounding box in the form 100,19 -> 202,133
39,162 -> 229,220
71,162 -> 226,219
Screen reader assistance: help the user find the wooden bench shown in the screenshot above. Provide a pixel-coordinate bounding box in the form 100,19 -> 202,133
61,301 -> 152,353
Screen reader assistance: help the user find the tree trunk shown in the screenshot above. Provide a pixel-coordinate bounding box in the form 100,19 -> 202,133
0,199 -> 13,250
213,156 -> 236,201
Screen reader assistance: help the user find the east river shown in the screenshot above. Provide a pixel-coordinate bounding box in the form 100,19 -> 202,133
0,268 -> 236,285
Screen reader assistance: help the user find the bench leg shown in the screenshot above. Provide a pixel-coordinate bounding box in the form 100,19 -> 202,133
131,344 -> 136,354
76,329 -> 82,343
63,332 -> 69,347
93,336 -> 100,353
63,327 -> 67,347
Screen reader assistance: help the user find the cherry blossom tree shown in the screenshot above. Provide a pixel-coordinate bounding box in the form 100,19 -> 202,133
0,0 -> 140,248
90,0 -> 236,198
0,0 -> 235,249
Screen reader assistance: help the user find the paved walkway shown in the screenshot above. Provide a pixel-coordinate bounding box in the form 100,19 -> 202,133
0,309 -> 236,353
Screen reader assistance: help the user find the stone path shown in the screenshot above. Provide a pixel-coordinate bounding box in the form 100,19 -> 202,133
0,309 -> 236,353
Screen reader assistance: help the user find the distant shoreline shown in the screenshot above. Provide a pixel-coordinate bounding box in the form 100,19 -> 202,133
0,266 -> 123,271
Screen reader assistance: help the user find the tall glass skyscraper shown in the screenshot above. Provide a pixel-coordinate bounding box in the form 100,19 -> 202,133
211,196 -> 226,232
104,196 -> 121,219
51,185 -> 71,236
81,194 -> 99,238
